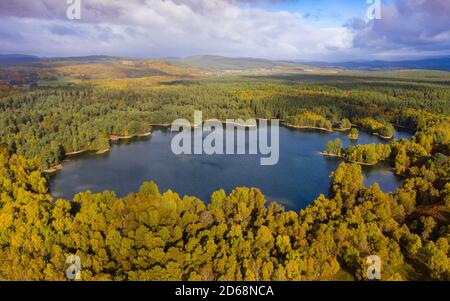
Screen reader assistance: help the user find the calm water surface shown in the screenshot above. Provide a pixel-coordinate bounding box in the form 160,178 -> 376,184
49,126 -> 412,210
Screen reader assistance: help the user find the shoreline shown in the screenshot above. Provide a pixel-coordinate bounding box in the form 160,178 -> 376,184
283,123 -> 333,132
44,130 -> 152,174
45,122 -> 399,174
320,152 -> 343,158
112,131 -> 152,141
171,121 -> 259,128
320,152 -> 377,166
373,133 -> 394,140
138,132 -> 152,137
43,164 -> 63,174
333,127 -> 351,132
66,149 -> 88,156
96,148 -> 110,155
224,121 -> 257,128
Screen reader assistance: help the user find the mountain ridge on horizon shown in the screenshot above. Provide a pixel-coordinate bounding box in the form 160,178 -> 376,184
1,53 -> 450,72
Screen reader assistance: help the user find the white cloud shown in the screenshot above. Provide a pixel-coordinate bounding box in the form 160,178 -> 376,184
0,0 -> 354,60
2,0 -> 449,61
347,0 -> 450,60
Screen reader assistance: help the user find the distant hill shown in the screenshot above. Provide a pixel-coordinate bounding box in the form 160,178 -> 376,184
37,55 -> 127,67
169,55 -> 299,71
0,54 -> 126,67
2,53 -> 450,72
169,55 -> 450,72
0,54 -> 42,66
304,57 -> 450,71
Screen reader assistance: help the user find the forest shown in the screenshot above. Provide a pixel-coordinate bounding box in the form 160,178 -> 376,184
1,65 -> 450,169
0,60 -> 449,280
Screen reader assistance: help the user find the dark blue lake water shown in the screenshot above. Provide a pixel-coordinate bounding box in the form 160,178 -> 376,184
49,126 -> 412,210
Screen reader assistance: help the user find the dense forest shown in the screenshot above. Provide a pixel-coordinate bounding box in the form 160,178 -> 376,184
1,67 -> 450,169
0,60 -> 449,280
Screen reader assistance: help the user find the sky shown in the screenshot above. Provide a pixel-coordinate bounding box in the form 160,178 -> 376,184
0,0 -> 449,61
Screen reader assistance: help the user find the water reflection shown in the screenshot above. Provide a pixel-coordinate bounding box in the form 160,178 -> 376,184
50,126 -> 412,211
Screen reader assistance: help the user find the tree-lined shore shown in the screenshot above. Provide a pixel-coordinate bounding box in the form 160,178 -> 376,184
0,67 -> 448,280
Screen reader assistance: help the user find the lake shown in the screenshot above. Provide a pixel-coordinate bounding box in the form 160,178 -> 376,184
49,126 -> 412,211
